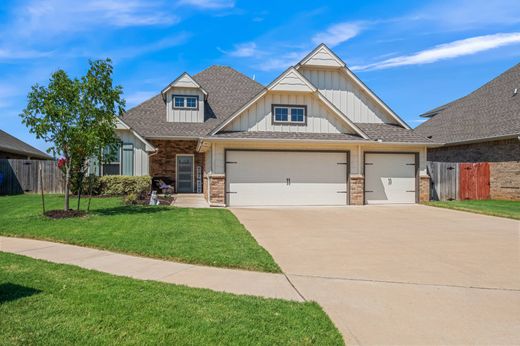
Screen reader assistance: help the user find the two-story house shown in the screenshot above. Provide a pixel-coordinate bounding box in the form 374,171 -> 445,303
111,44 -> 434,206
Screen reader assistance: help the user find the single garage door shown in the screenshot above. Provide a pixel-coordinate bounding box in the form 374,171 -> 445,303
226,151 -> 348,206
364,153 -> 417,204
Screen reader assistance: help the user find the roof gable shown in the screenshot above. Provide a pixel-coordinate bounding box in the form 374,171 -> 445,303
296,44 -> 410,129
211,67 -> 369,139
268,67 -> 316,92
298,44 -> 345,68
161,72 -> 208,98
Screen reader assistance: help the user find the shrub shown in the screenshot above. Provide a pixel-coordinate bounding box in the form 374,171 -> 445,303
70,174 -> 101,195
123,192 -> 139,205
99,176 -> 151,197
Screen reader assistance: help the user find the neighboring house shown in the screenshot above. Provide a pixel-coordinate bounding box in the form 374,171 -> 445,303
0,129 -> 51,160
415,63 -> 520,200
117,44 -> 434,206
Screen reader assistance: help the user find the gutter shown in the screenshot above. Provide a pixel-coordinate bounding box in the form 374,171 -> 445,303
199,136 -> 440,147
438,133 -> 520,146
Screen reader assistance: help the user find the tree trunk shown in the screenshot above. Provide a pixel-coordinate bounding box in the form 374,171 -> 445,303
64,164 -> 70,211
87,174 -> 94,212
76,169 -> 85,211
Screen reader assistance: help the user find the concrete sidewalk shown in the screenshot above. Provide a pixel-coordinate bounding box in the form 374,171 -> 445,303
0,236 -> 303,301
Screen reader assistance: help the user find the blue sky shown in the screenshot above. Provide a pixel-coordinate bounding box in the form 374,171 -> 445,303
1,0 -> 520,152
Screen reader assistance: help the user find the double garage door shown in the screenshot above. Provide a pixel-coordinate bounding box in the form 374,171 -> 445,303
225,151 -> 417,206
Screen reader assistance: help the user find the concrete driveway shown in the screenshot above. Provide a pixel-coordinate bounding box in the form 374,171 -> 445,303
232,205 -> 520,345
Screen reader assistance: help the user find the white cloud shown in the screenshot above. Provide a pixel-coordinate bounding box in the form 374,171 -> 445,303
312,22 -> 363,47
414,0 -> 520,30
0,48 -> 53,60
352,32 -> 520,71
178,0 -> 235,9
221,42 -> 259,57
15,0 -> 178,37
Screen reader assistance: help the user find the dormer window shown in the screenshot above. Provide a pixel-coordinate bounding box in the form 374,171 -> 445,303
173,95 -> 199,110
272,105 -> 307,125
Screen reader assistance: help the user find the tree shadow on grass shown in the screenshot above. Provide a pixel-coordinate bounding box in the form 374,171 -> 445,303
0,283 -> 41,304
92,205 -> 172,217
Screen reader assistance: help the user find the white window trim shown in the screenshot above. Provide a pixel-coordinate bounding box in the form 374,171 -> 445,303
272,104 -> 307,125
173,94 -> 199,110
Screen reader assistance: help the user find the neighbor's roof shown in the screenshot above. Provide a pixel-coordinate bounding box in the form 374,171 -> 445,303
121,65 -> 264,138
0,129 -> 52,159
415,63 -> 520,144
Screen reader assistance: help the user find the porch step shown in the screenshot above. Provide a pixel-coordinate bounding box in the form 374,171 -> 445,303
172,194 -> 210,208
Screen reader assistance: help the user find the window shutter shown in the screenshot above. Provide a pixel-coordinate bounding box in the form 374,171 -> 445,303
122,143 -> 134,176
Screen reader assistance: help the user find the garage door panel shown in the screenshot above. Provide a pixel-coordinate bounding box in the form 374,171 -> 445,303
226,151 -> 347,206
365,153 -> 416,205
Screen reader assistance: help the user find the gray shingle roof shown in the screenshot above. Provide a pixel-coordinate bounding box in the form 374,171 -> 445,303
122,65 -> 428,144
415,63 -> 520,144
357,123 -> 432,143
0,129 -> 51,159
121,66 -> 264,138
211,131 -> 365,141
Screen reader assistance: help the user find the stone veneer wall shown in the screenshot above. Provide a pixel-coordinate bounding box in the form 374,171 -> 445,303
428,138 -> 520,200
148,140 -> 205,192
420,176 -> 430,202
350,175 -> 364,205
209,175 -> 225,205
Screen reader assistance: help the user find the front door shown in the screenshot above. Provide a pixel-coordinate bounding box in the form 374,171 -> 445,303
176,155 -> 194,193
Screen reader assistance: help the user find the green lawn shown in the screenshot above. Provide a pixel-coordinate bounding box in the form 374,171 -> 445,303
424,200 -> 520,220
0,252 -> 343,345
0,194 -> 280,272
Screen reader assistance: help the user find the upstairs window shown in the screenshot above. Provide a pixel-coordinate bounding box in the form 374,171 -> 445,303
173,95 -> 198,110
272,105 -> 307,125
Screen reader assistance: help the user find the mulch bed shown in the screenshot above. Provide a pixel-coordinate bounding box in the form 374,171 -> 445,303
44,210 -> 87,219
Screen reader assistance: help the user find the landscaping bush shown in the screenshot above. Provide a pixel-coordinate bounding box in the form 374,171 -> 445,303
99,176 -> 151,197
71,174 -> 101,195
123,192 -> 139,205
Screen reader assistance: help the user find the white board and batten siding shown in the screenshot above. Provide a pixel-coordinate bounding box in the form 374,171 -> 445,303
223,92 -> 351,134
270,70 -> 314,92
299,68 -> 394,124
165,88 -> 205,123
116,130 -> 149,176
300,46 -> 344,68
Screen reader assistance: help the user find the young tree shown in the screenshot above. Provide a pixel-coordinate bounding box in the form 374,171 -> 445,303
21,59 -> 125,211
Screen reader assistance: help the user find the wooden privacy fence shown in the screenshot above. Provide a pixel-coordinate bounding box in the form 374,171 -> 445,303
0,159 -> 64,195
427,161 -> 491,201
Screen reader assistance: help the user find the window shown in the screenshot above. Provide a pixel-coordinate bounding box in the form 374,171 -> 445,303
102,144 -> 121,176
173,95 -> 198,110
272,105 -> 306,124
274,107 -> 288,122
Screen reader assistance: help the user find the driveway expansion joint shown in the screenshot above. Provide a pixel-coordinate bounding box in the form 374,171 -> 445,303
288,273 -> 520,292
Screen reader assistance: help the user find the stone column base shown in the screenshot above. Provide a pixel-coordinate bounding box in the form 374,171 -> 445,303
208,175 -> 225,206
350,175 -> 364,205
420,175 -> 430,202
